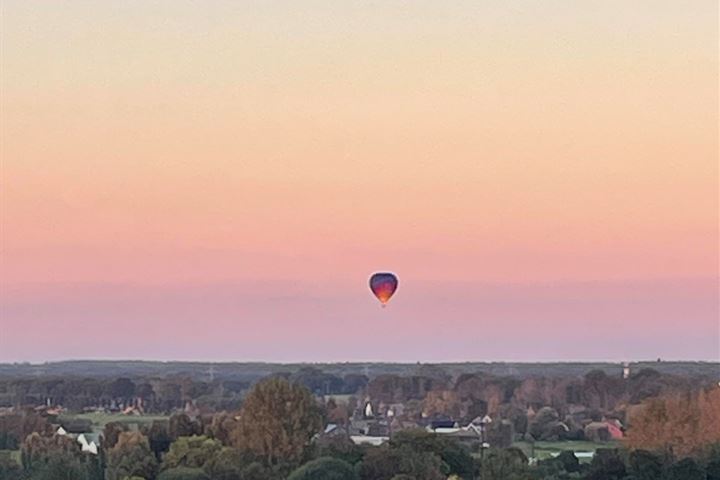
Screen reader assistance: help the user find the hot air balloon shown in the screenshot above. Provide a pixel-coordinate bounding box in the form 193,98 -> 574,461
369,272 -> 398,307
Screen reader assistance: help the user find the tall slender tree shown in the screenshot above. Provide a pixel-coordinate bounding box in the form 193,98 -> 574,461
231,377 -> 323,468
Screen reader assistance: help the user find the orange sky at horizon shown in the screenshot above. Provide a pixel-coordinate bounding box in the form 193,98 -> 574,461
1,1 -> 718,361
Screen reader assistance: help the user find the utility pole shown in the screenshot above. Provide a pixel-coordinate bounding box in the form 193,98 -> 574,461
479,415 -> 492,460
387,407 -> 393,441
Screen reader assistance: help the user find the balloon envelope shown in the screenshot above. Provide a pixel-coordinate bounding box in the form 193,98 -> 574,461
369,272 -> 398,306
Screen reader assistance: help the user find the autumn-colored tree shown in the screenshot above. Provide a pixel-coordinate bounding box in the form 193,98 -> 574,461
230,377 -> 323,468
102,422 -> 128,450
0,409 -> 51,450
105,431 -> 159,480
582,370 -> 625,411
169,413 -> 200,440
625,387 -> 720,457
422,390 -> 462,419
19,432 -> 103,480
453,374 -> 508,416
205,412 -> 239,445
325,398 -> 349,426
21,432 -> 83,471
367,375 -> 440,404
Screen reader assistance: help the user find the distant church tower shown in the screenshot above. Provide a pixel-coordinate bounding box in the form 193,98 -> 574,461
622,362 -> 631,379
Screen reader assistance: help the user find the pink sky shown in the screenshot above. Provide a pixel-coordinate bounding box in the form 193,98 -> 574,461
1,1 -> 718,362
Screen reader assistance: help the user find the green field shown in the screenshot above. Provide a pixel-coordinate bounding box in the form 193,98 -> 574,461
0,449 -> 22,465
60,412 -> 171,432
513,440 -> 619,462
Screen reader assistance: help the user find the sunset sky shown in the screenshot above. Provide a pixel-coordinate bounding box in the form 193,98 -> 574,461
1,1 -> 718,362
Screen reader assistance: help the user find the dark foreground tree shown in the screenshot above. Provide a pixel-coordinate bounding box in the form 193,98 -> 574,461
664,457 -> 705,480
287,457 -> 358,480
357,445 -> 445,480
0,451 -> 25,480
534,450 -> 580,479
478,448 -> 530,480
26,453 -> 90,480
627,449 -> 663,480
586,448 -> 626,480
705,459 -> 720,480
314,434 -> 366,466
390,429 -> 475,478
105,431 -> 158,480
144,420 -> 172,459
157,466 -> 210,480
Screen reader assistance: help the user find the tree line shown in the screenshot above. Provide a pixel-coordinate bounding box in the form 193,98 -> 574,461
0,369 -> 371,413
1,366 -> 712,415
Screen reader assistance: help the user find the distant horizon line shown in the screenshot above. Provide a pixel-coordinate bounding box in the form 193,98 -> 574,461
3,358 -> 718,366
